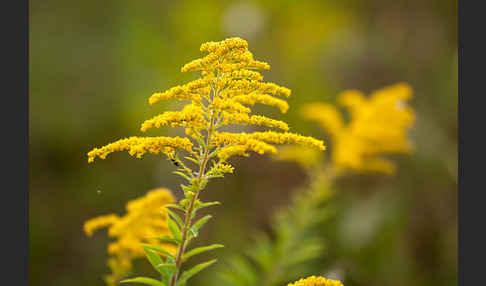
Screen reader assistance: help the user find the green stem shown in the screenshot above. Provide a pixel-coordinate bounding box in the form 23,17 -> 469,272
169,90 -> 217,286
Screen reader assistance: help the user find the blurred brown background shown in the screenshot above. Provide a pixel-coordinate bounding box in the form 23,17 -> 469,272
29,0 -> 457,285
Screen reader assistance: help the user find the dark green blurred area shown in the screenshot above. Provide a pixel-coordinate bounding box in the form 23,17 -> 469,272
29,0 -> 457,285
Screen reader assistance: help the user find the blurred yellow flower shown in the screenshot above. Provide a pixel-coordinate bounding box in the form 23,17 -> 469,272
84,188 -> 176,284
302,83 -> 415,174
288,275 -> 343,286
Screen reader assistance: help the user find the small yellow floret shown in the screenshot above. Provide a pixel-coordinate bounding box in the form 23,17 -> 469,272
140,104 -> 205,132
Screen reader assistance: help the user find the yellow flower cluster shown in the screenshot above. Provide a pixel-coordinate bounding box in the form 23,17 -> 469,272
84,188 -> 177,258
87,136 -> 193,162
211,131 -> 326,160
181,37 -> 270,73
288,276 -> 343,286
221,113 -> 290,131
140,104 -> 205,132
148,79 -> 207,105
207,162 -> 235,177
302,83 -> 415,174
87,37 -> 324,164
231,92 -> 289,113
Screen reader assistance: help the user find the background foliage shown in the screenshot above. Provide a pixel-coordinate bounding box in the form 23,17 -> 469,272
29,0 -> 457,285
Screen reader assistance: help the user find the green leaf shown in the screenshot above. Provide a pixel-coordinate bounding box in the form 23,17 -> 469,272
195,201 -> 221,210
165,256 -> 175,264
157,263 -> 177,280
143,247 -> 164,274
165,208 -> 184,229
177,259 -> 217,285
182,244 -> 224,262
157,263 -> 176,272
167,215 -> 182,241
120,277 -> 166,286
148,235 -> 181,245
173,171 -> 191,181
165,204 -> 186,212
184,156 -> 200,165
141,244 -> 175,260
189,215 -> 212,238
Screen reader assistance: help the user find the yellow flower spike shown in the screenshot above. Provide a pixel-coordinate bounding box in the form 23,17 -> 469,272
288,276 -> 344,286
87,37 -> 324,165
140,104 -> 206,132
302,82 -> 415,174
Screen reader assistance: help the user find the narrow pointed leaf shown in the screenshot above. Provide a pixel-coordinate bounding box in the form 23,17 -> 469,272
195,201 -> 221,210
190,215 -> 212,237
120,277 -> 165,286
184,156 -> 200,165
141,244 -> 175,259
173,171 -> 191,181
165,204 -> 186,212
177,259 -> 217,285
157,263 -> 177,280
143,247 -> 164,274
167,216 -> 182,241
165,208 -> 184,228
182,244 -> 224,262
148,235 -> 181,245
157,263 -> 177,272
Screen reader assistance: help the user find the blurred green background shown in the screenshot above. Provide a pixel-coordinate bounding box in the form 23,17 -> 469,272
29,0 -> 457,285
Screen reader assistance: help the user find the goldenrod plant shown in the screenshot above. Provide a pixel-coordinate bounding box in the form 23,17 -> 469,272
219,83 -> 415,286
86,37 -> 325,286
84,188 -> 176,286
